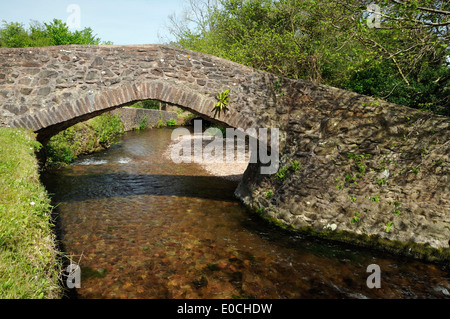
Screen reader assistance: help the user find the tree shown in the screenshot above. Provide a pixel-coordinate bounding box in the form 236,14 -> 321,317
166,0 -> 449,116
164,0 -> 219,43
339,0 -> 449,115
0,21 -> 31,48
43,19 -> 102,45
0,19 -> 110,48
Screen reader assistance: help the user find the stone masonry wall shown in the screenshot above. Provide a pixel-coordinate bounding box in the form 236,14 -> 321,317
236,80 -> 450,253
110,107 -> 177,131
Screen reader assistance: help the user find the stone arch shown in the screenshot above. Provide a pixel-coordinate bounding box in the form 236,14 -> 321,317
11,80 -> 250,143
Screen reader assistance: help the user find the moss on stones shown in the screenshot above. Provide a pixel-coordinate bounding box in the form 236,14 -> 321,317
250,206 -> 450,265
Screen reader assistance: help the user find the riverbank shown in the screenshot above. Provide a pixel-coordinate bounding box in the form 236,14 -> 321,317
45,113 -> 125,167
0,128 -> 62,298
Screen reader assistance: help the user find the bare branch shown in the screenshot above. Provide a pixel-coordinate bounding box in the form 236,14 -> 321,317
376,10 -> 450,27
363,37 -> 411,86
390,0 -> 450,15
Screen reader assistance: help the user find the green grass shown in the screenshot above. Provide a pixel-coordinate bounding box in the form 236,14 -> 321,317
0,128 -> 62,298
46,112 -> 124,166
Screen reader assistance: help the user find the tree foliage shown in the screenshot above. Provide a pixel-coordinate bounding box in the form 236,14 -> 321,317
0,19 -> 112,48
167,0 -> 449,116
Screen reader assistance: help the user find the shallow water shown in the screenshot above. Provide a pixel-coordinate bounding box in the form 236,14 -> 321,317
42,128 -> 449,299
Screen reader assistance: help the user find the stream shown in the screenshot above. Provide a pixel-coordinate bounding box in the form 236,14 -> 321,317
41,127 -> 449,299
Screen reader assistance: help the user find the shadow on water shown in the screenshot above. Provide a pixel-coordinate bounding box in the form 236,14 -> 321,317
42,173 -> 239,202
49,206 -> 79,299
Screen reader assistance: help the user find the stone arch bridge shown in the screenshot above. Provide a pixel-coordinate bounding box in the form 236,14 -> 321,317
0,44 -> 448,255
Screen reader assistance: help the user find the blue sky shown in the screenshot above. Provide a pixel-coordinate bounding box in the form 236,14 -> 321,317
0,0 -> 188,44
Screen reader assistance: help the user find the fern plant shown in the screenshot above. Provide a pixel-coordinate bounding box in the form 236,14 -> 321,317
215,89 -> 230,112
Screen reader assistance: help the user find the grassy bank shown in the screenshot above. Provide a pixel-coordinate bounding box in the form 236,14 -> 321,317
0,128 -> 62,298
46,113 -> 124,166
0,113 -> 125,298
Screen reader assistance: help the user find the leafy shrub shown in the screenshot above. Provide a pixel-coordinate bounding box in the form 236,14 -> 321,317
91,113 -> 124,146
166,118 -> 177,126
46,126 -> 79,166
46,113 -> 124,166
130,100 -> 161,110
156,119 -> 165,128
137,116 -> 149,130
